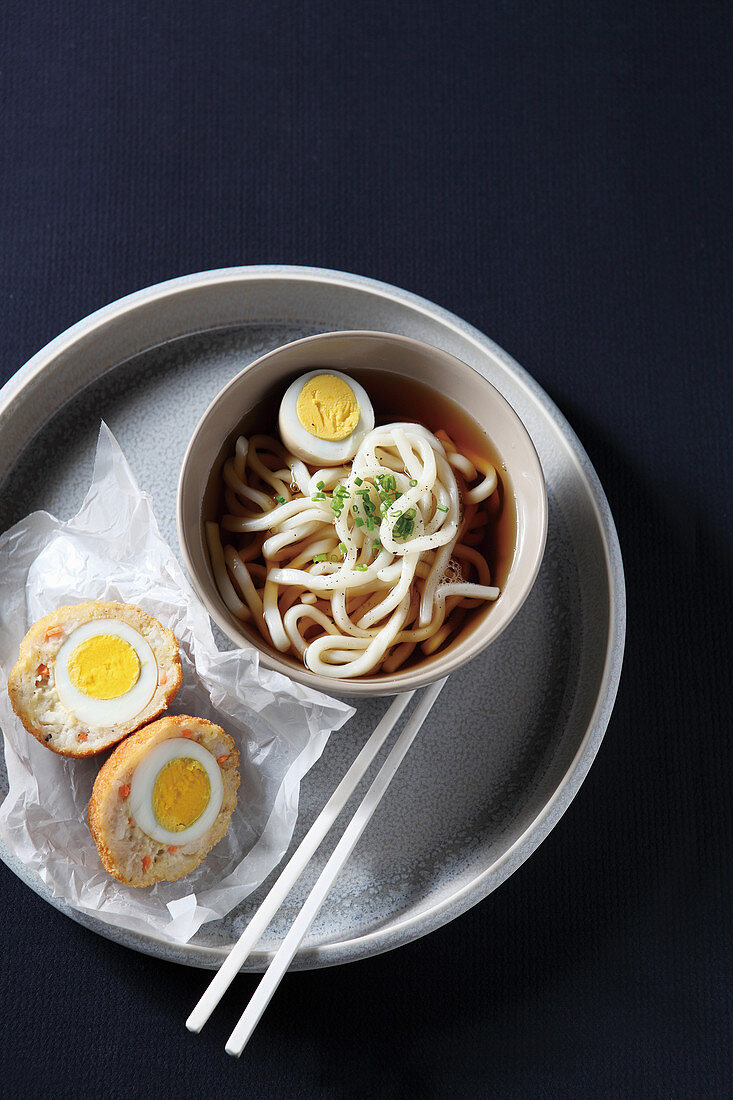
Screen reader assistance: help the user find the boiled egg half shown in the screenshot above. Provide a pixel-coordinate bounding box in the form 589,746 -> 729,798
278,370 -> 375,465
129,736 -> 224,845
54,619 -> 158,727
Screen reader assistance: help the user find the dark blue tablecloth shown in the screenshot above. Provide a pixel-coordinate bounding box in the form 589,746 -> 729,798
1,4 -> 730,1096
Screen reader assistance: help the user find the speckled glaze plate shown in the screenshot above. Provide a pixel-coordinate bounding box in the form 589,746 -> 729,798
0,266 -> 624,971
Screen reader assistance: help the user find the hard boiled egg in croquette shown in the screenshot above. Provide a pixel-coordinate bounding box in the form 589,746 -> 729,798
278,370 -> 374,465
87,715 -> 239,886
7,602 -> 182,757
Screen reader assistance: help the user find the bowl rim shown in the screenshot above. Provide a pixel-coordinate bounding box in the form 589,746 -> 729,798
177,328 -> 549,696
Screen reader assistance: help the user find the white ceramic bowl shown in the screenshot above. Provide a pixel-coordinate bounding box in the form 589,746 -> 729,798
178,331 -> 548,696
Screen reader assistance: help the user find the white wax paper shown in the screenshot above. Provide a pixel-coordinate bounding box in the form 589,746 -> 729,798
0,424 -> 354,943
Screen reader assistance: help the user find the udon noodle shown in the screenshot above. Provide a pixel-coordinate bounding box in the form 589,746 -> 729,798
207,421 -> 501,678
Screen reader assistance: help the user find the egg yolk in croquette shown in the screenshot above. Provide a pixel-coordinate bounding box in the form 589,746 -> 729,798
67,634 -> 141,699
152,757 -> 211,832
296,374 -> 360,441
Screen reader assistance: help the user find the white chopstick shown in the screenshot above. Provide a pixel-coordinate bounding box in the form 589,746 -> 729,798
225,676 -> 448,1058
187,689 -> 416,1034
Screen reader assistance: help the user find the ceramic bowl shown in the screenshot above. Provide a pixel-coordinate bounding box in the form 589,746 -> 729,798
177,331 -> 547,696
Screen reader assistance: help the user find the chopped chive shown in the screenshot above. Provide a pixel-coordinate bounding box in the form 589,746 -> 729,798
436,503 -> 449,512
354,476 -> 363,486
409,478 -> 418,487
354,564 -> 368,571
366,517 -> 375,530
313,553 -> 327,563
275,494 -> 286,505
374,538 -> 382,548
316,480 -> 325,490
338,542 -> 347,554
352,505 -> 359,514
354,517 -> 364,528
311,492 -> 326,500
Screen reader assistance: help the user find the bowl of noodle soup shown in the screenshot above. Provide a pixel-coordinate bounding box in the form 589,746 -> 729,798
178,331 -> 547,696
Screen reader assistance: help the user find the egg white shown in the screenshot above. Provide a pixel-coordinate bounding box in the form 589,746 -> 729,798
278,370 -> 375,465
54,620 -> 158,727
128,737 -> 224,845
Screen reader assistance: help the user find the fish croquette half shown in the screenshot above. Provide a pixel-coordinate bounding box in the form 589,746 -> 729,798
88,715 -> 240,887
7,601 -> 182,757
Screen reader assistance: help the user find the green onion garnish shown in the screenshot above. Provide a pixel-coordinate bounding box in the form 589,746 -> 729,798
374,538 -> 382,549
338,542 -> 347,554
316,480 -> 325,490
311,492 -> 326,501
393,512 -> 415,540
366,517 -> 374,530
354,476 -> 363,486
313,554 -> 327,563
409,478 -> 418,487
354,518 -> 364,528
436,503 -> 449,512
354,564 -> 368,571
352,505 -> 359,514
275,494 -> 286,505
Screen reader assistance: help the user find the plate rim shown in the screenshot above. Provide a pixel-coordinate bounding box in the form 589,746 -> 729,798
0,264 -> 626,970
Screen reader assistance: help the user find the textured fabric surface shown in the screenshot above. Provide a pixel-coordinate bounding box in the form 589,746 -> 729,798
1,3 -> 730,1097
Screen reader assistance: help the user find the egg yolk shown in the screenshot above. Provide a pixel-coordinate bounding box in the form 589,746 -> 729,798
66,634 -> 141,699
296,374 -> 360,441
152,757 -> 211,832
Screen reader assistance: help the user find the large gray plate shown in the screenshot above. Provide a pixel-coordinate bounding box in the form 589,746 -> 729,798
0,266 -> 624,970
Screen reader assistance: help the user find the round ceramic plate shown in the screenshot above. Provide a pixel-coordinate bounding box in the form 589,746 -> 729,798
0,266 -> 625,971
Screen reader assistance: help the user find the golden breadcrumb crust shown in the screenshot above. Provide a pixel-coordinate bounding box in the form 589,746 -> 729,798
87,714 -> 240,887
7,601 -> 182,758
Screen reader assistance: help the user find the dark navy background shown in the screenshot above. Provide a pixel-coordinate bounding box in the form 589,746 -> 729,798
1,4 -> 730,1097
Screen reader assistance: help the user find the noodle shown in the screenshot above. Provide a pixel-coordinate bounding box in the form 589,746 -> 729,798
208,421 -> 501,678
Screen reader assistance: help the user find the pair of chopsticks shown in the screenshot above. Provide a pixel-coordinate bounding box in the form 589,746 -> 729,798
187,675 -> 448,1057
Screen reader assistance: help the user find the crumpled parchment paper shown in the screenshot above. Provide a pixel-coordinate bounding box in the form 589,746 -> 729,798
0,423 -> 354,943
